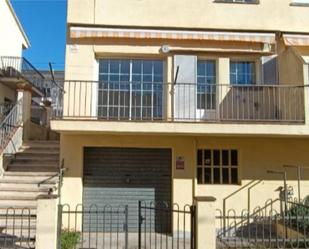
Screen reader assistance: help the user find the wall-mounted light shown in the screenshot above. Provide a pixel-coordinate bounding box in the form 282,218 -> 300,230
161,45 -> 170,54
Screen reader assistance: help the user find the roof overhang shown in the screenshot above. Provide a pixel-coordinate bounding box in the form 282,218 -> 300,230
70,26 -> 276,44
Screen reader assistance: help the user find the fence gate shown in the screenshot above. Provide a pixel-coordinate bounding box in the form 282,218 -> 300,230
58,202 -> 196,249
138,201 -> 196,249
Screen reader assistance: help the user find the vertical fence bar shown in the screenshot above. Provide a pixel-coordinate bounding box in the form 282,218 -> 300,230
138,201 -> 142,249
125,205 -> 129,249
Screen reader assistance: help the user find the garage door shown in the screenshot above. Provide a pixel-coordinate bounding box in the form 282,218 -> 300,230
83,147 -> 172,231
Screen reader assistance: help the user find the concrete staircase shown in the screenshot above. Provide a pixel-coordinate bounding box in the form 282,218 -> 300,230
0,140 -> 60,248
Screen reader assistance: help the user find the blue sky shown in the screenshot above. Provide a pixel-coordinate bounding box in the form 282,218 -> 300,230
11,0 -> 67,70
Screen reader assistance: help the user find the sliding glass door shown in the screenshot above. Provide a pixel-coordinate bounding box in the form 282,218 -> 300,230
98,59 -> 164,120
196,60 -> 217,119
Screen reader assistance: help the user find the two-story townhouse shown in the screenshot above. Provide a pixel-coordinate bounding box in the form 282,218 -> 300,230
52,0 -> 309,239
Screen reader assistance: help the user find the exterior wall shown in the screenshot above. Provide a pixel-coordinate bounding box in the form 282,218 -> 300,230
67,0 -> 309,33
60,134 -> 309,216
0,84 -> 16,103
0,0 -> 28,57
278,46 -> 304,85
65,38 -> 264,81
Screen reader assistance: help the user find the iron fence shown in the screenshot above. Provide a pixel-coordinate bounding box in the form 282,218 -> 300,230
58,202 -> 196,249
59,204 -> 129,249
0,56 -> 45,93
0,207 -> 36,249
216,199 -> 309,248
138,201 -> 196,249
52,80 -> 306,123
0,98 -> 23,152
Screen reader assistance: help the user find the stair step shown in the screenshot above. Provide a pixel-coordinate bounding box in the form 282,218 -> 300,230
12,158 -> 59,163
16,148 -> 59,156
1,175 -> 58,181
0,225 -> 36,229
0,179 -> 57,184
10,160 -> 59,165
12,156 -> 59,163
7,167 -> 59,173
0,187 -> 53,193
24,140 -> 59,143
22,140 -> 59,145
0,191 -> 52,198
21,143 -> 60,150
3,171 -> 57,176
0,201 -> 38,210
0,183 -> 55,189
0,206 -> 36,211
0,220 -> 36,226
0,196 -> 38,201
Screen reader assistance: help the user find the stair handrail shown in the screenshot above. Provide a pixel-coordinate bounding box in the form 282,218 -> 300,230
37,159 -> 67,203
217,198 -> 280,238
0,98 -> 23,153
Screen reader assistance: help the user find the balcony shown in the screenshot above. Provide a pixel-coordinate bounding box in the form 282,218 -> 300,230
52,81 -> 306,124
0,56 -> 45,96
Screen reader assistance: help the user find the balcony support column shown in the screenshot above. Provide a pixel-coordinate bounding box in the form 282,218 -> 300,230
304,64 -> 309,124
17,86 -> 32,140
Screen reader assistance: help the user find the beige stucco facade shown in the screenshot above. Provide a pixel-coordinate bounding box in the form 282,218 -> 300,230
60,133 -> 309,215
54,0 -> 309,223
67,0 -> 309,33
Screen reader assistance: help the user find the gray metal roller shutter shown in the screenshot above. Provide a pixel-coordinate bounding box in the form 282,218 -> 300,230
83,147 -> 172,231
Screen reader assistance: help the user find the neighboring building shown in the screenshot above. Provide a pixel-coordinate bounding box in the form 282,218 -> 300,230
0,2 -> 60,246
0,0 -> 45,120
51,0 -> 309,242
0,0 -> 29,110
39,70 -> 64,84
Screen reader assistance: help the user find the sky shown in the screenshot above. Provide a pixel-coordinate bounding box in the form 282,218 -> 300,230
11,0 -> 67,70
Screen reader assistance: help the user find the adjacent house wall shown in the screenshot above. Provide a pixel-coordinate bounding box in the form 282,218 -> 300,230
0,84 -> 16,103
0,0 -> 28,57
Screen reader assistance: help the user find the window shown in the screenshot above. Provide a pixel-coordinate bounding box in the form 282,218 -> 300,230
230,61 -> 255,85
197,60 -> 216,109
214,0 -> 259,4
98,59 -> 164,120
197,149 -> 239,185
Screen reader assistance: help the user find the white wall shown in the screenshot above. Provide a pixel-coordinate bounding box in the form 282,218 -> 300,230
0,0 -> 27,57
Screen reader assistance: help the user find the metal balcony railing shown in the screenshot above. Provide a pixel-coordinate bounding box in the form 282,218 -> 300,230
52,81 -> 306,123
0,56 -> 45,93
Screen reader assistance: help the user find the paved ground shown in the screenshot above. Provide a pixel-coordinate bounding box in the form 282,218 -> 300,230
77,232 -> 192,249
